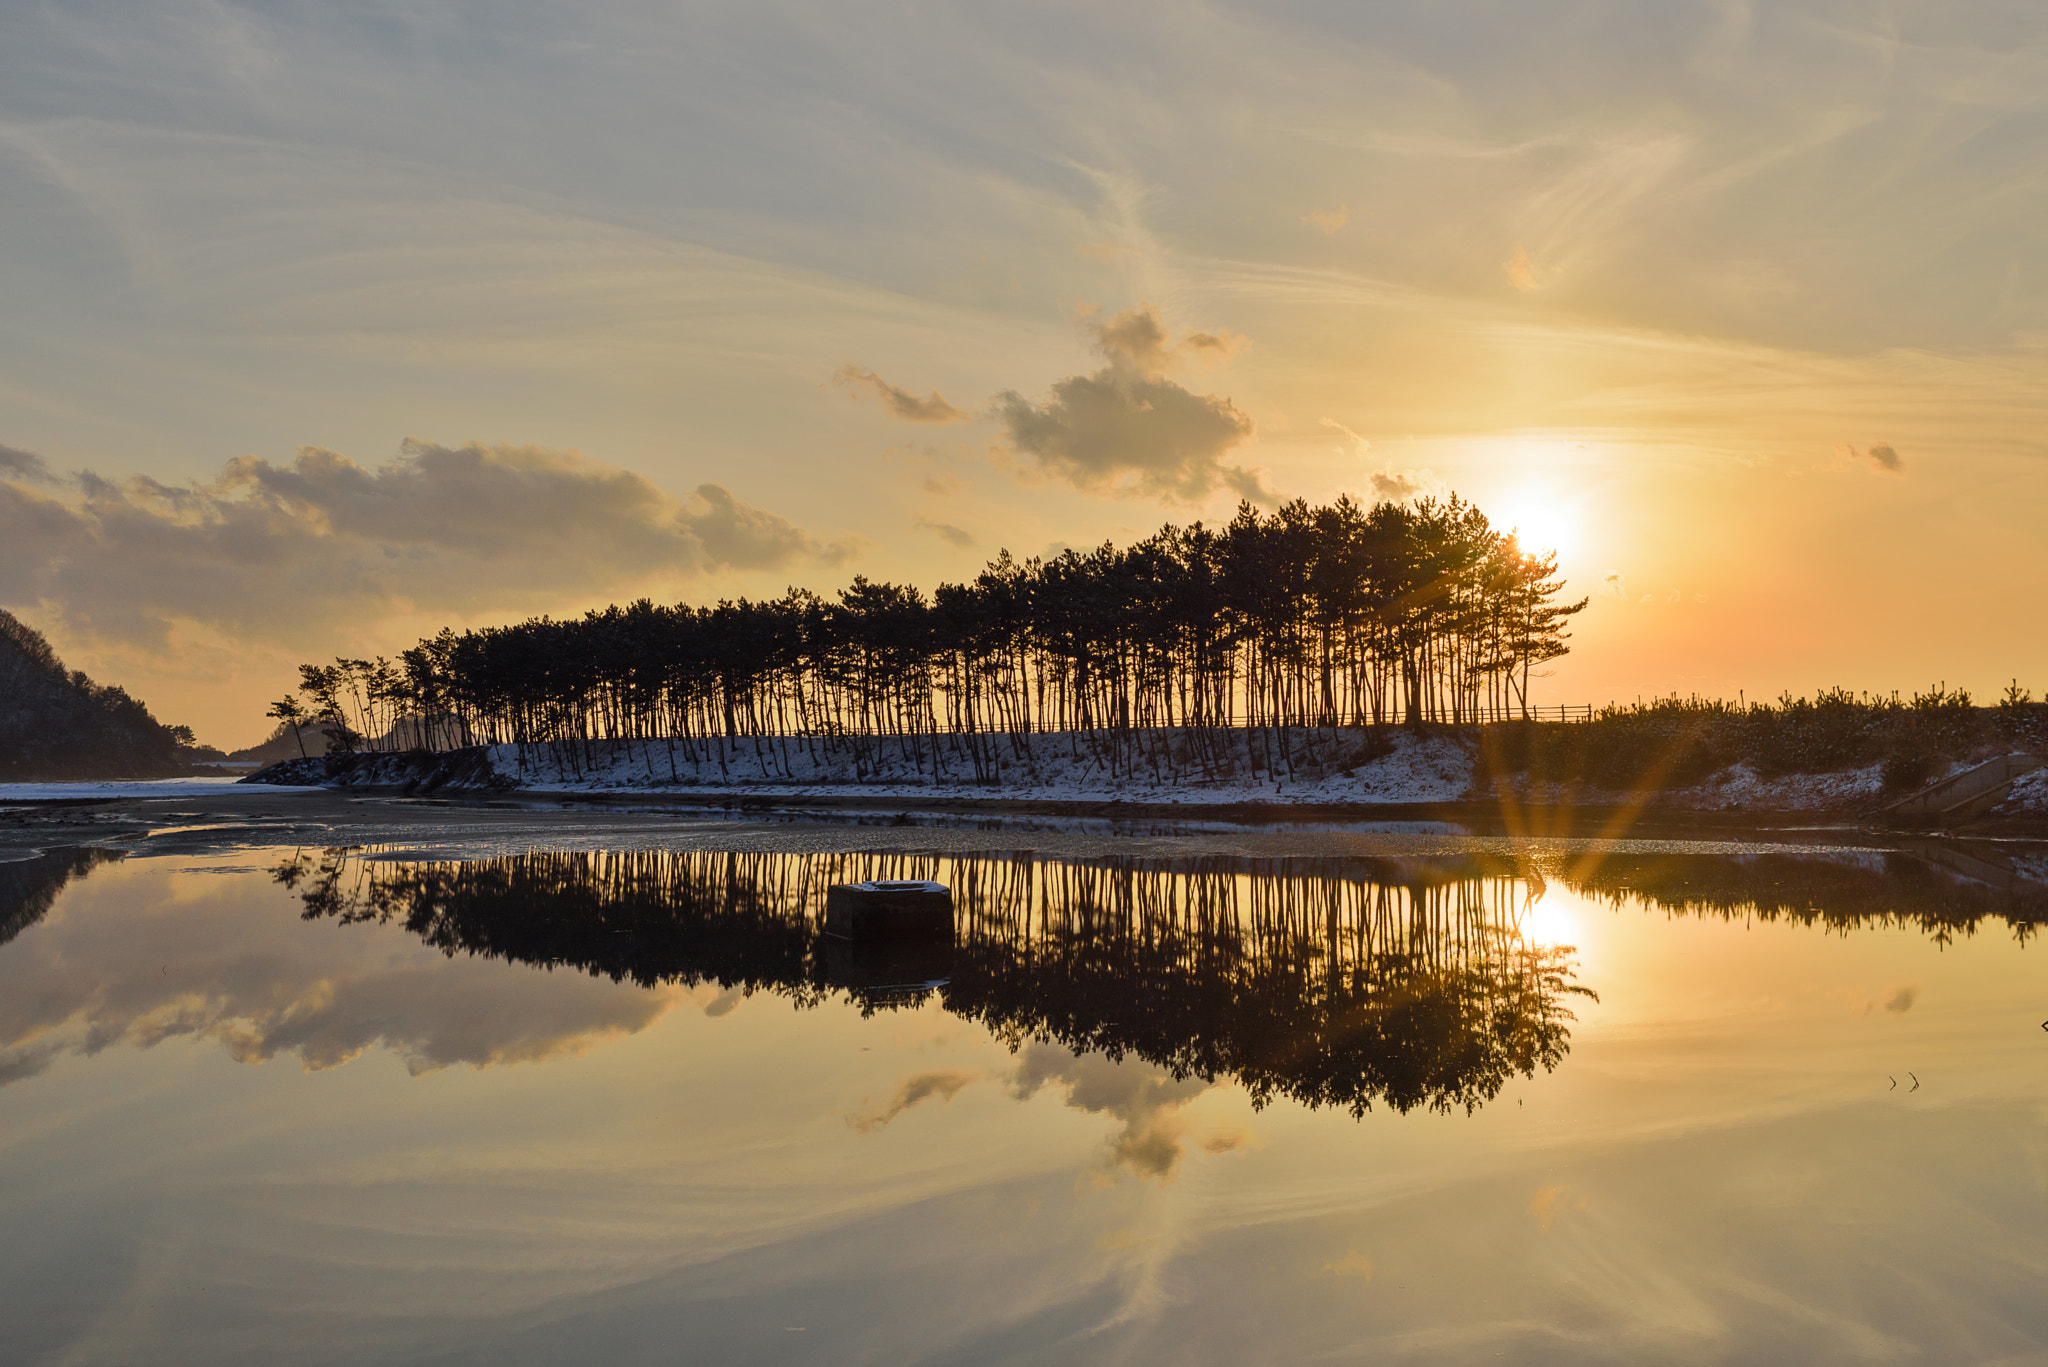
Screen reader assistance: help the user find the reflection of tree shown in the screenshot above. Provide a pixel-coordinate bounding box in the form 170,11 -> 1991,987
276,849 -> 1591,1117
1564,850 -> 2048,946
0,847 -> 123,947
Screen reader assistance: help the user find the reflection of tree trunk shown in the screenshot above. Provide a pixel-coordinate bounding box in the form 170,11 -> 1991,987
278,846 -> 1590,1119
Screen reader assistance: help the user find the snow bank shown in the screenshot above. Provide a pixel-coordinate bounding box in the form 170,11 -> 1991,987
1495,758 -> 1973,813
1995,766 -> 2048,816
253,729 -> 1483,806
0,777 -> 322,802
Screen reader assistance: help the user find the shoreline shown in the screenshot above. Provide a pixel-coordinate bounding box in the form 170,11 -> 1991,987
226,731 -> 2048,837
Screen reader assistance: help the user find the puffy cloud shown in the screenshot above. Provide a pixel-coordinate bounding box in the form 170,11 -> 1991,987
0,443 -> 53,484
1370,469 -> 1425,500
996,305 -> 1263,503
1864,443 -> 1904,473
833,365 -> 969,424
0,440 -> 847,650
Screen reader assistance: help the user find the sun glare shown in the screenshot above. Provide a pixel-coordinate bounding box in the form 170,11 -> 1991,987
1493,486 -> 1580,557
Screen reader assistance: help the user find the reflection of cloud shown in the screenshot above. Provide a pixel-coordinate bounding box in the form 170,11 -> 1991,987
1322,1251 -> 1375,1278
833,365 -> 970,424
995,305 -> 1264,503
703,985 -> 745,1017
1884,984 -> 1918,1014
0,441 -> 847,651
1528,1184 -> 1583,1230
847,1069 -> 980,1133
0,863 -> 681,1078
1007,1042 -> 1217,1180
1864,443 -> 1904,473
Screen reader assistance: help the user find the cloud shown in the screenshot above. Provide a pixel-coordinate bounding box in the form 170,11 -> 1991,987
1323,1252 -> 1375,1278
0,440 -> 847,650
1008,1041 -> 1215,1180
1370,469 -> 1425,500
0,443 -> 54,484
1302,204 -> 1350,234
916,519 -> 977,547
1603,572 -> 1626,597
1884,984 -> 1918,1013
1527,1184 -> 1584,1230
996,305 -> 1263,503
1834,442 -> 1905,474
833,365 -> 970,424
0,860 -> 683,1079
1505,244 -> 1558,291
847,1069 -> 980,1133
1322,417 -> 1370,455
0,1041 -> 59,1087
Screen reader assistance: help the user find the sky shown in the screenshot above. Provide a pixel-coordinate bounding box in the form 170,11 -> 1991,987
2,0 -> 2046,747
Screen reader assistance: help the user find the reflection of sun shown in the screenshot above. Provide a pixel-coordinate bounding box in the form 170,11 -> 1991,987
1493,486 -> 1580,557
1518,895 -> 1579,948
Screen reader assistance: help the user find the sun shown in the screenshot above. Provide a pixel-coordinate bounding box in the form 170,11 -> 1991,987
1492,485 -> 1580,557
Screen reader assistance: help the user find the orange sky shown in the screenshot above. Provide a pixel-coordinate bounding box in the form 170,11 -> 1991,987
3,1 -> 2045,746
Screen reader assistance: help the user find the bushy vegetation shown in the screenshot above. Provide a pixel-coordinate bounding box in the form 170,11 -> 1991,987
0,610 -> 196,780
1477,684 -> 2048,794
277,495 -> 1585,778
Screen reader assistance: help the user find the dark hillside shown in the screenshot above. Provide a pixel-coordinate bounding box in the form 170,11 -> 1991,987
0,610 -> 191,780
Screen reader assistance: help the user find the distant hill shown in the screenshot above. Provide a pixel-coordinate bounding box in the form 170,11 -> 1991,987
229,718 -> 332,765
0,610 -> 192,780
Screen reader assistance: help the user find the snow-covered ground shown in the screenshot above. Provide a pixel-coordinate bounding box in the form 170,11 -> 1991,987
0,777 -> 321,802
1493,758 -> 1984,813
1995,766 -> 2048,815
267,729 -> 1485,806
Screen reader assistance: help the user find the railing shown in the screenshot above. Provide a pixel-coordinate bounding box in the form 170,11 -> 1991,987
619,707 -> 1602,739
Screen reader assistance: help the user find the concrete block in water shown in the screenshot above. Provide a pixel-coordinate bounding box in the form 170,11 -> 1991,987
824,880 -> 953,941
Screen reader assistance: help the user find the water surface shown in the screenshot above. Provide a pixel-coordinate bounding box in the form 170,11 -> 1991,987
2,828 -> 2046,1364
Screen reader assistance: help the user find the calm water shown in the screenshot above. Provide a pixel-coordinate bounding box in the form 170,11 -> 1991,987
3,831 -> 2047,1364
